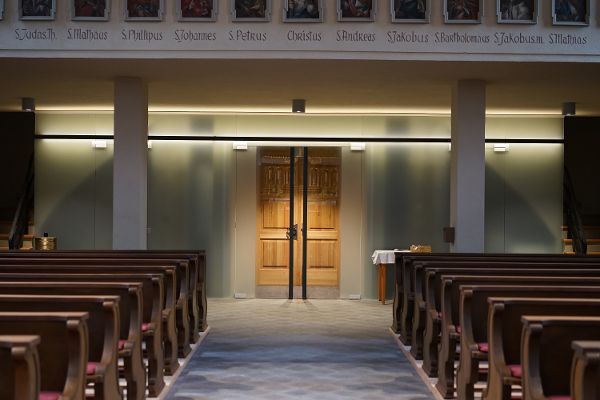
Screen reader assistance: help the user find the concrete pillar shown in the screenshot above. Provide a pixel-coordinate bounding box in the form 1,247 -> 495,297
113,77 -> 148,249
450,80 -> 486,252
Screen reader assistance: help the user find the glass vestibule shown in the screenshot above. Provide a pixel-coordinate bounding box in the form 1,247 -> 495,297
256,147 -> 341,299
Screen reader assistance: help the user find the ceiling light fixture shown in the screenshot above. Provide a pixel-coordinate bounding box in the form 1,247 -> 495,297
292,99 -> 306,113
562,102 -> 576,116
21,97 -> 35,112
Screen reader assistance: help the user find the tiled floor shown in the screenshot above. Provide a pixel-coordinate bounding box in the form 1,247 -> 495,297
163,298 -> 435,400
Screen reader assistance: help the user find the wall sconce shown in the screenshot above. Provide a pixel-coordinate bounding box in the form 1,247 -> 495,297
233,141 -> 248,151
562,102 -> 576,116
350,142 -> 365,151
292,99 -> 306,113
493,143 -> 509,153
91,140 -> 107,149
147,140 -> 153,149
21,97 -> 35,112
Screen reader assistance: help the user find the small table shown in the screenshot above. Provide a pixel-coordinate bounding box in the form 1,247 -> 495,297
372,250 -> 404,304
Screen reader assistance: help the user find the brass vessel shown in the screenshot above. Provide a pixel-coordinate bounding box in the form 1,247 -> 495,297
33,236 -> 57,251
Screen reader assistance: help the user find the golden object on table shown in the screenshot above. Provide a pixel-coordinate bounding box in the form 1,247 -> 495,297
410,244 -> 432,253
33,236 -> 57,251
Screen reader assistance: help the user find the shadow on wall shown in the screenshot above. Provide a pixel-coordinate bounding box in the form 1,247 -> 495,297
35,141 -> 113,249
485,158 -> 563,254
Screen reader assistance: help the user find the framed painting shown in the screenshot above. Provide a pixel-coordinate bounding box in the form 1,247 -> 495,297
231,0 -> 271,21
391,0 -> 429,23
284,0 -> 322,22
72,0 -> 110,20
124,0 -> 164,21
178,0 -> 217,20
497,0 -> 536,24
337,0 -> 375,21
552,0 -> 588,25
20,0 -> 56,20
444,0 -> 482,23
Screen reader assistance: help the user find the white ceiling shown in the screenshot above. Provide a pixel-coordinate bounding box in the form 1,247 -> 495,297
1,58 -> 600,115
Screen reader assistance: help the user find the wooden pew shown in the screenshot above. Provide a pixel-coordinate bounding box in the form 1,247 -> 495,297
0,257 -> 191,360
422,271 -> 600,379
0,262 -> 180,377
0,270 -> 168,396
412,264 -> 600,361
0,335 -> 40,400
571,341 -> 600,400
0,250 -> 206,343
0,282 -> 145,399
458,291 -> 600,400
0,295 -> 122,400
434,275 -> 600,398
521,316 -> 600,400
0,311 -> 89,400
393,253 -> 600,343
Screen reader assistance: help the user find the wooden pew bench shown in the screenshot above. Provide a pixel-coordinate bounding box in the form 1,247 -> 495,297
412,264 -> 600,361
0,250 -> 206,343
421,270 -> 600,378
393,253 -> 600,343
0,295 -> 122,400
59,250 -> 208,337
0,335 -> 40,400
521,316 -> 600,400
570,341 -> 600,400
0,311 -> 89,400
0,257 -> 191,360
0,262 -> 180,377
457,291 -> 600,400
434,275 -> 600,398
0,282 -> 145,400
0,270 -> 169,396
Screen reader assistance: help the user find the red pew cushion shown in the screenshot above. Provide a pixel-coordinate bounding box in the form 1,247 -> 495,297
508,364 -> 522,378
87,361 -> 99,375
141,323 -> 150,332
477,343 -> 489,353
39,392 -> 61,400
118,339 -> 127,350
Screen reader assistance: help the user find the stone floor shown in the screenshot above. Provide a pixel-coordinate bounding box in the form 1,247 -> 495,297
162,298 -> 435,400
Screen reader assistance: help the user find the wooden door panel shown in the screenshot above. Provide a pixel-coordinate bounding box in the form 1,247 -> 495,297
257,239 -> 291,285
307,202 -> 336,229
261,240 -> 289,268
307,240 -> 336,269
261,200 -> 289,229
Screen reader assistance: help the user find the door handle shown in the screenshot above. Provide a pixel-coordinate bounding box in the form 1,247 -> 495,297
286,224 -> 298,240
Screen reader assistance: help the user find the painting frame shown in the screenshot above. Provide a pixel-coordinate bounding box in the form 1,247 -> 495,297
443,0 -> 482,24
124,0 -> 164,21
19,0 -> 57,20
178,0 -> 217,21
71,0 -> 110,21
283,0 -> 323,22
552,0 -> 589,26
390,0 -> 430,23
337,0 -> 376,22
496,0 -> 537,24
231,0 -> 271,21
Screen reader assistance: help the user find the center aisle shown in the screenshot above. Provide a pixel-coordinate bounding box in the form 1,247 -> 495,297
164,299 -> 434,400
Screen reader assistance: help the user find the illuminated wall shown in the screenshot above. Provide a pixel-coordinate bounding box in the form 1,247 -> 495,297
34,112 -> 563,298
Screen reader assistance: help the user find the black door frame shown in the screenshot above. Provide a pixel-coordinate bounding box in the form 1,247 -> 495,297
287,146 -> 309,300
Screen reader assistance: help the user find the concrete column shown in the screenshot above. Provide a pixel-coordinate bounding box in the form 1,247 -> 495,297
113,77 -> 148,249
450,80 -> 486,252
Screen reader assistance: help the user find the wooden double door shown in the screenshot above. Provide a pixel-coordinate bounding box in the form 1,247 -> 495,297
256,147 -> 340,297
